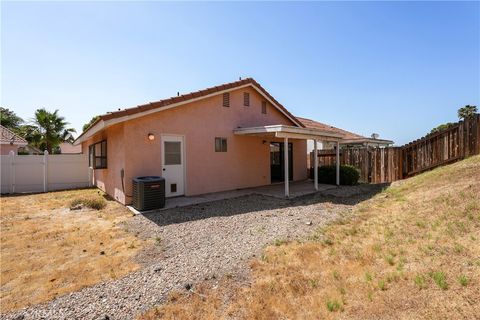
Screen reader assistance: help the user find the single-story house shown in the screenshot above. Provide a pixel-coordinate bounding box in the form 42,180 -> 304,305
75,78 -> 349,205
0,125 -> 28,155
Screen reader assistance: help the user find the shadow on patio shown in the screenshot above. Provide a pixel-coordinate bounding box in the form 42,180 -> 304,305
140,182 -> 388,228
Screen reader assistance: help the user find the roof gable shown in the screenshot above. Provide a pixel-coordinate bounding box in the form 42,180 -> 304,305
0,125 -> 28,145
76,78 -> 304,144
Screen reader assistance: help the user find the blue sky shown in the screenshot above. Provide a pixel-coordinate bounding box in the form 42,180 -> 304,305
1,1 -> 479,145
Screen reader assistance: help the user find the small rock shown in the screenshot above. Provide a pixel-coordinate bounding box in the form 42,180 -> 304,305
184,283 -> 192,291
70,204 -> 83,211
100,251 -> 105,255
306,221 -> 313,226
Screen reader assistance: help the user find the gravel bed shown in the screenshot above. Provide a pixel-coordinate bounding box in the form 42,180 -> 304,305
2,185 -> 381,320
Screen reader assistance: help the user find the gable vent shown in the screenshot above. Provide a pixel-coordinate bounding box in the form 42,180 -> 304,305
261,101 -> 267,114
223,93 -> 230,107
243,92 -> 250,106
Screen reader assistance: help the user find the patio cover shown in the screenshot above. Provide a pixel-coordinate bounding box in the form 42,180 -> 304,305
234,124 -> 344,197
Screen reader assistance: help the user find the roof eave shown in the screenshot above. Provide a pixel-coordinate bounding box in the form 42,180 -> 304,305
73,120 -> 105,145
0,141 -> 28,146
340,138 -> 394,145
234,124 -> 344,140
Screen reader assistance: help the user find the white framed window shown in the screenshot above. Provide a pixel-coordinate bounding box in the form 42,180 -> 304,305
88,140 -> 107,169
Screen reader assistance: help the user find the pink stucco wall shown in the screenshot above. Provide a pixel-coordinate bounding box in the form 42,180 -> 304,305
83,86 -> 307,204
59,142 -> 82,154
0,144 -> 19,155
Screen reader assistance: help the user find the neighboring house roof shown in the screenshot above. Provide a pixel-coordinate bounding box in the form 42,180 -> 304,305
76,78 -> 305,144
296,117 -> 393,145
0,125 -> 28,146
18,145 -> 43,154
296,117 -> 365,140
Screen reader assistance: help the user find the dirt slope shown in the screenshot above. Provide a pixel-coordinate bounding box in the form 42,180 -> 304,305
141,155 -> 480,320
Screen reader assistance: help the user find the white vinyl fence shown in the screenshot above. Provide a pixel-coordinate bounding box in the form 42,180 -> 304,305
1,151 -> 92,194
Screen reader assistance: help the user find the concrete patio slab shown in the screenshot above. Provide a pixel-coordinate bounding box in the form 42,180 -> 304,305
127,180 -> 337,214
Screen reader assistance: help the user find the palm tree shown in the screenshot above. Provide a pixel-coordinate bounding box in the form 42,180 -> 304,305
0,107 -> 24,131
457,105 -> 478,120
31,108 -> 76,153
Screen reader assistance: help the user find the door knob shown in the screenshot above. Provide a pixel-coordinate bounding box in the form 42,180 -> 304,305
162,168 -> 166,171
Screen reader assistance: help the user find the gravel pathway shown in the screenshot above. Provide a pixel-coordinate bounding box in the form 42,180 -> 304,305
2,185 -> 381,320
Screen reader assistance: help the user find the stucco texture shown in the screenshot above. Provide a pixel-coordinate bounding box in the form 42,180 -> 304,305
83,87 -> 307,204
0,145 -> 19,155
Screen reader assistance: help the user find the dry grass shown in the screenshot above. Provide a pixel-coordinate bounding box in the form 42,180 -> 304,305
0,189 -> 142,312
141,155 -> 480,320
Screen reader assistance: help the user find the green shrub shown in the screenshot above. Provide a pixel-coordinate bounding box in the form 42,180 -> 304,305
458,274 -> 469,286
430,271 -> 448,290
310,165 -> 360,185
326,299 -> 342,312
70,197 -> 107,210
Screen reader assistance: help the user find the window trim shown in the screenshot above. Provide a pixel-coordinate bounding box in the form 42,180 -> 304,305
215,137 -> 227,152
89,140 -> 107,169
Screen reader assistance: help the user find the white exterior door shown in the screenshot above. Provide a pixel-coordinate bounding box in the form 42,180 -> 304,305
161,135 -> 185,197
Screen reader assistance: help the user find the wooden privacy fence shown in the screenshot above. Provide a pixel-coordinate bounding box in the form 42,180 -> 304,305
403,114 -> 480,176
314,148 -> 403,183
311,114 -> 480,184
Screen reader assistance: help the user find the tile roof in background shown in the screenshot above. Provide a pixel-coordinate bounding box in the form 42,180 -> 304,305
0,125 -> 28,144
296,117 -> 365,140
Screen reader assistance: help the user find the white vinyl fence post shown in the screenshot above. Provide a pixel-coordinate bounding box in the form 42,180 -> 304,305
88,166 -> 93,187
9,150 -> 15,193
43,150 -> 49,192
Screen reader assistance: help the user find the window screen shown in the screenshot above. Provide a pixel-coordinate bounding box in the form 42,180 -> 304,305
215,137 -> 227,152
164,141 -> 181,165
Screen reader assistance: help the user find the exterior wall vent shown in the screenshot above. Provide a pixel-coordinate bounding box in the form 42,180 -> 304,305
244,92 -> 250,106
223,93 -> 230,107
